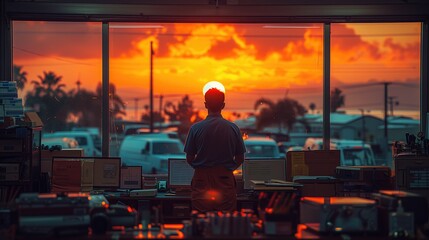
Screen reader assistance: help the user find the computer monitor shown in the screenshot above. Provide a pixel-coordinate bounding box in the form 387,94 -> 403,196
120,166 -> 142,189
167,158 -> 194,192
243,158 -> 286,189
51,156 -> 121,192
93,157 -> 121,189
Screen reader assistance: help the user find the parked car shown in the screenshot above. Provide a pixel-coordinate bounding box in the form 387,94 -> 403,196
42,137 -> 79,149
303,138 -> 376,166
119,135 -> 185,174
244,137 -> 283,159
43,131 -> 102,157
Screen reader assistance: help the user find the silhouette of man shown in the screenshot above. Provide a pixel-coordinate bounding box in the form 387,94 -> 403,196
184,87 -> 246,212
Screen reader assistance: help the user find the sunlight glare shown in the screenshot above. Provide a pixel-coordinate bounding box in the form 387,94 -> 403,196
203,81 -> 226,95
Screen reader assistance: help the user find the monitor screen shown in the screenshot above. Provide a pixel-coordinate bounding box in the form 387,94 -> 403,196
93,157 -> 121,189
168,158 -> 194,191
243,158 -> 286,189
120,166 -> 142,189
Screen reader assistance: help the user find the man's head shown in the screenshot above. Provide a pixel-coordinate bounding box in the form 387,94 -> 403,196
204,88 -> 225,112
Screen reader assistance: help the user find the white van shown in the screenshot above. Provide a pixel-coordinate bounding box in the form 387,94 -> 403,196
244,137 -> 283,159
303,138 -> 376,166
43,131 -> 102,157
119,135 -> 185,174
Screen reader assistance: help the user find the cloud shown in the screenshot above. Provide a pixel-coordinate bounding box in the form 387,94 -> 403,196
383,38 -> 419,61
14,21 -> 102,60
332,24 -> 382,62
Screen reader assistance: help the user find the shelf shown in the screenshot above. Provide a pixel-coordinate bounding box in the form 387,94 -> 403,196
0,153 -> 28,157
0,180 -> 32,186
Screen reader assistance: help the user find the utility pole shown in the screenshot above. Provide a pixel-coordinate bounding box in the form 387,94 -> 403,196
384,82 -> 390,140
388,96 -> 399,116
159,94 -> 163,117
359,109 -> 366,144
134,98 -> 139,121
150,41 -> 154,133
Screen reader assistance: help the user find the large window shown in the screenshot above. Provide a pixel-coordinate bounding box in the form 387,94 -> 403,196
13,21 -> 102,156
109,23 -> 324,158
331,23 -> 421,166
11,20 -> 424,168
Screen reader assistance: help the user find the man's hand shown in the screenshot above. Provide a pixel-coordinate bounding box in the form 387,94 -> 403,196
186,153 -> 196,165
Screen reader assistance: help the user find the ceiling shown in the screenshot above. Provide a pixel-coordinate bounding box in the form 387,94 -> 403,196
3,0 -> 429,23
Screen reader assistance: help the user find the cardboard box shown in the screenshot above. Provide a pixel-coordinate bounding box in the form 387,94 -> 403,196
41,149 -> 84,176
286,150 -> 340,181
51,158 -> 94,193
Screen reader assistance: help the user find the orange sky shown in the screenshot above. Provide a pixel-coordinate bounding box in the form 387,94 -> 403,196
13,21 -> 421,120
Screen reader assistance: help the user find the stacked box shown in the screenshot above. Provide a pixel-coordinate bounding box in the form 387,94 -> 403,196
286,150 -> 340,181
51,158 -> 94,193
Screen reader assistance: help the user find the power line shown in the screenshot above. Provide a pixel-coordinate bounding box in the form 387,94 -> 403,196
15,30 -> 419,38
14,46 -> 96,66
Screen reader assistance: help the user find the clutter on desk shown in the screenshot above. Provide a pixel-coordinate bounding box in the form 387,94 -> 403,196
181,209 -> 256,238
258,191 -> 300,236
336,165 -> 392,197
300,196 -> 378,233
293,176 -> 340,197
393,131 -> 429,156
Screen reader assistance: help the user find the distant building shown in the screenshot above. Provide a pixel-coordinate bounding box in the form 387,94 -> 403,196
376,116 -> 420,143
235,112 -> 420,147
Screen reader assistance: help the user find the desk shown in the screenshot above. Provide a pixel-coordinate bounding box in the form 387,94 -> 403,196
106,192 -> 259,223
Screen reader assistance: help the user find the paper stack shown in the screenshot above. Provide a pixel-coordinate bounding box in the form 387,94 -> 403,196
0,81 -> 23,124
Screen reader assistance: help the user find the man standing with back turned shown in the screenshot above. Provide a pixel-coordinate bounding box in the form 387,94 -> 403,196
184,81 -> 246,212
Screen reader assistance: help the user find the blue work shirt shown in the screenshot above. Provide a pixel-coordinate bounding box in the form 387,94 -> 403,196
184,113 -> 246,170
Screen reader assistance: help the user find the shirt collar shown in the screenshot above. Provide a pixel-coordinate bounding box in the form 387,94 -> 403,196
207,113 -> 222,118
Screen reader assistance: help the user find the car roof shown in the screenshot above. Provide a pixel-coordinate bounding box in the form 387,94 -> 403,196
125,135 -> 181,142
46,131 -> 92,136
244,137 -> 276,143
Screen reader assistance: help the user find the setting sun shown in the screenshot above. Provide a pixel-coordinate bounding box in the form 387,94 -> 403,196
203,81 -> 226,95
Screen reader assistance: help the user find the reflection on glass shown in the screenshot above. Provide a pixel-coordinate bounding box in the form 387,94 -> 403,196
110,23 -> 324,159
13,21 -> 102,156
331,23 -> 421,167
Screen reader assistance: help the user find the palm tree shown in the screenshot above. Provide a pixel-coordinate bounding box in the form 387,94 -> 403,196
330,88 -> 345,112
309,102 -> 316,114
164,95 -> 202,138
25,71 -> 68,131
254,97 -> 307,133
96,82 -> 126,119
31,71 -> 66,99
68,88 -> 100,127
13,65 -> 28,90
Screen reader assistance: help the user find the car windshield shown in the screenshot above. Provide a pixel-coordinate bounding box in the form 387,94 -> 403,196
245,144 -> 277,158
74,136 -> 88,146
343,148 -> 374,165
153,142 -> 183,155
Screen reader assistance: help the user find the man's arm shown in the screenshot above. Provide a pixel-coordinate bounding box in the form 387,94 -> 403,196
186,153 -> 196,165
234,153 -> 245,169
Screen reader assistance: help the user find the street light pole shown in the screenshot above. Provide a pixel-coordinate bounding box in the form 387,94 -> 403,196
359,109 -> 366,144
150,41 -> 154,133
384,82 -> 390,140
